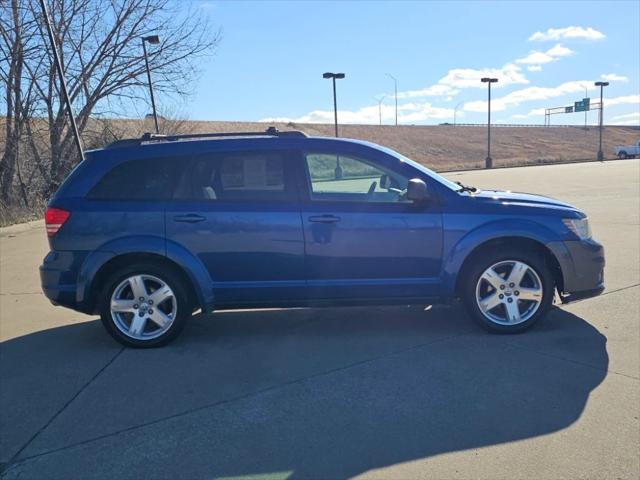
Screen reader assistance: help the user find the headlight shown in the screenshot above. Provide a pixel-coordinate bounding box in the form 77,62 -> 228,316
563,218 -> 591,240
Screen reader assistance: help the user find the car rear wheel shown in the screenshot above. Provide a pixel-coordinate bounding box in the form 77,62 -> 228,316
461,248 -> 554,333
618,151 -> 628,159
100,264 -> 190,347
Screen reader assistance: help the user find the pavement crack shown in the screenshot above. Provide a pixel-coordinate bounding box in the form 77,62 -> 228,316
6,332 -> 468,468
6,347 -> 125,468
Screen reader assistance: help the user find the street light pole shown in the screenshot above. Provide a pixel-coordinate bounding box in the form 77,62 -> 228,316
386,73 -> 398,126
481,77 -> 498,168
323,72 -> 345,137
595,81 -> 609,161
142,35 -> 160,134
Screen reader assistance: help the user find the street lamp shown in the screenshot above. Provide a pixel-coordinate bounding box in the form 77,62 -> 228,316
595,81 -> 609,161
142,35 -> 160,134
375,95 -> 386,126
454,101 -> 464,126
323,72 -> 345,137
386,73 -> 398,126
581,84 -> 589,130
481,77 -> 498,168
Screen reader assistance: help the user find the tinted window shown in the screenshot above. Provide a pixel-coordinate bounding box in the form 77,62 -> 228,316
88,158 -> 177,200
176,151 -> 294,202
305,153 -> 409,203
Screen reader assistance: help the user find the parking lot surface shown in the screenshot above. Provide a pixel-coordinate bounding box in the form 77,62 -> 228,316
1,160 -> 638,479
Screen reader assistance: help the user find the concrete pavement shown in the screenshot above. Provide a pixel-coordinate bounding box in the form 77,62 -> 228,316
1,160 -> 638,479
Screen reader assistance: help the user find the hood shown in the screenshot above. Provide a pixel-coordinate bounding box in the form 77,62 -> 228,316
470,189 -> 578,211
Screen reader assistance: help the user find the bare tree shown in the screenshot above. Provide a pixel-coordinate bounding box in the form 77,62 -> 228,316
0,0 -> 220,202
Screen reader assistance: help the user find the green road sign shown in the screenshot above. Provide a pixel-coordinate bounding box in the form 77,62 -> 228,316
565,106 -> 574,113
575,97 -> 591,112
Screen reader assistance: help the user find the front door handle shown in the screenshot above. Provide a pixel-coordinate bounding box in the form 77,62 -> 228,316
173,214 -> 206,223
308,215 -> 341,224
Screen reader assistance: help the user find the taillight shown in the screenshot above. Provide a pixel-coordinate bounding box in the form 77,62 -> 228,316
45,207 -> 71,237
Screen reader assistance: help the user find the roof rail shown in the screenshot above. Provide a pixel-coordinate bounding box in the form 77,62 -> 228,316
105,126 -> 307,149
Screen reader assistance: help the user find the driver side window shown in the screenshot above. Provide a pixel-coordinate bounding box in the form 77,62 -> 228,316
304,153 -> 410,203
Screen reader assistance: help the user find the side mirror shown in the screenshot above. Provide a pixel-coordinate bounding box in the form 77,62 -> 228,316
406,178 -> 429,202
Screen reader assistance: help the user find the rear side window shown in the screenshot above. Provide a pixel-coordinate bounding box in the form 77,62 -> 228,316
175,151 -> 295,202
88,158 -> 177,200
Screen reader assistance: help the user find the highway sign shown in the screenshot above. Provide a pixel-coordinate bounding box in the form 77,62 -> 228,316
575,97 -> 591,112
565,106 -> 574,113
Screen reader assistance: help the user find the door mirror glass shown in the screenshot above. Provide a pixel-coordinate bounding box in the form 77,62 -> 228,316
406,178 -> 429,202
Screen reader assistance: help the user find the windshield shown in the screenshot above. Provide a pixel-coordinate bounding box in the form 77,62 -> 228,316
373,144 -> 463,192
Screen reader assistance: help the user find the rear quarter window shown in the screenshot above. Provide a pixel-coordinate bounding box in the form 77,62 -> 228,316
88,158 -> 178,200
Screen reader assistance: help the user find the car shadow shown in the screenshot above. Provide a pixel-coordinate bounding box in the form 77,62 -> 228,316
1,304 -> 608,479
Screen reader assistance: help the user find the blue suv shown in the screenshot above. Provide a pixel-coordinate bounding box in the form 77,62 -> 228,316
40,128 -> 605,347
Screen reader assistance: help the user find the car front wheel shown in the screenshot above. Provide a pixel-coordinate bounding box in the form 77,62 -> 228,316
100,264 -> 190,347
462,249 -> 554,333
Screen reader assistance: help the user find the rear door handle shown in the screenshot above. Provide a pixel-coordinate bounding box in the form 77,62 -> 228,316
173,214 -> 206,223
308,215 -> 341,224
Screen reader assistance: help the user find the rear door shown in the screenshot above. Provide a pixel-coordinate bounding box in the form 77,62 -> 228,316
299,148 -> 443,300
166,149 -> 305,307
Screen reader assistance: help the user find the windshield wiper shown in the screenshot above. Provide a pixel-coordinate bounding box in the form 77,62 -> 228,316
456,181 -> 478,193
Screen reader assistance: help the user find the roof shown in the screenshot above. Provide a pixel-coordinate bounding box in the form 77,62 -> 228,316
105,126 -> 308,149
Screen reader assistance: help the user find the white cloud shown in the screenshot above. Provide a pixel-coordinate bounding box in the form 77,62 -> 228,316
464,80 -> 594,112
437,63 -> 528,89
529,26 -> 605,42
261,100 -> 454,125
395,84 -> 459,99
605,94 -> 640,106
601,73 -> 629,82
516,44 -> 574,71
609,112 -> 640,125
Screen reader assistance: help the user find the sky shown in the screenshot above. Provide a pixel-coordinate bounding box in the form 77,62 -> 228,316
175,0 -> 639,126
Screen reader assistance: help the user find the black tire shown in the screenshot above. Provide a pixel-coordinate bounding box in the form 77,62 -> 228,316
99,263 -> 190,348
618,151 -> 627,160
461,247 -> 555,333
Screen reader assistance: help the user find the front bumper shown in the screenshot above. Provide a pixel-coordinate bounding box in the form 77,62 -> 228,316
548,238 -> 605,303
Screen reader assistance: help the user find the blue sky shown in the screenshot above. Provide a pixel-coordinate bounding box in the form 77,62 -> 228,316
177,0 -> 639,125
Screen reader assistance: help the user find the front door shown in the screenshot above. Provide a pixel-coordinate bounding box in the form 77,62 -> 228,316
166,149 -> 305,307
299,149 -> 443,300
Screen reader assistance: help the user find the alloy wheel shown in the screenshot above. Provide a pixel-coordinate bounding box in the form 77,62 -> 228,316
475,260 -> 543,325
110,274 -> 177,340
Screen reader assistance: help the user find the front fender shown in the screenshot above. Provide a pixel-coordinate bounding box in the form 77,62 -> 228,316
441,218 -> 570,294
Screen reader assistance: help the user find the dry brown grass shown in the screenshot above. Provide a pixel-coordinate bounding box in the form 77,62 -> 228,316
106,119 -> 639,171
1,118 -> 638,226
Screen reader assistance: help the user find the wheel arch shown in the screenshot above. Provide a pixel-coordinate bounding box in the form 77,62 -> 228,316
453,236 -> 564,297
86,253 -> 202,315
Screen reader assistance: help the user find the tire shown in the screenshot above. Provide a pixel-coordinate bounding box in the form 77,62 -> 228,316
461,247 -> 554,333
618,151 -> 627,160
99,263 -> 190,348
